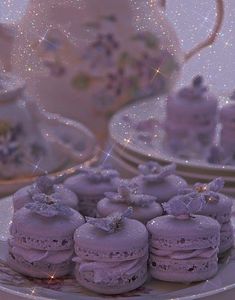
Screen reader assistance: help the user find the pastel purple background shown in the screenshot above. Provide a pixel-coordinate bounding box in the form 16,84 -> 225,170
0,0 -> 234,94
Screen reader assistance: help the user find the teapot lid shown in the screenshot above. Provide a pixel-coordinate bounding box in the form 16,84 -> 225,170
0,73 -> 25,103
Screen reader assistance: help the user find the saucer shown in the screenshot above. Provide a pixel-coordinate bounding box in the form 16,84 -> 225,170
0,112 -> 99,197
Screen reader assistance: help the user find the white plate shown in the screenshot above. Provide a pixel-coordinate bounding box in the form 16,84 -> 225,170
1,197 -> 235,300
109,97 -> 235,177
0,113 -> 99,197
110,147 -> 235,196
112,141 -> 235,182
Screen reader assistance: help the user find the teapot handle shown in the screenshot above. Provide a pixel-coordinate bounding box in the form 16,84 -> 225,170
161,0 -> 224,61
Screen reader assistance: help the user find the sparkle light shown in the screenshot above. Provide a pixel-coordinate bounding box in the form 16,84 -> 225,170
47,272 -> 56,284
22,157 -> 48,176
30,288 -> 36,295
100,144 -> 116,166
151,67 -> 162,82
195,184 -> 208,193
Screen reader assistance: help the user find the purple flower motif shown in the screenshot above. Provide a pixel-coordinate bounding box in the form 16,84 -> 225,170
204,177 -> 224,192
29,176 -> 55,196
83,32 -> 119,69
163,193 -> 206,219
86,207 -> 133,233
179,178 -> 224,204
80,167 -> 119,183
0,122 -> 24,165
25,193 -> 73,218
105,181 -> 156,207
193,177 -> 224,204
138,161 -> 176,183
193,177 -> 224,193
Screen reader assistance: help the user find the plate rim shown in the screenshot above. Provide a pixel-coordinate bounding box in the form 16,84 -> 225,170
109,97 -> 235,174
0,112 -> 100,186
1,197 -> 235,300
112,141 -> 235,182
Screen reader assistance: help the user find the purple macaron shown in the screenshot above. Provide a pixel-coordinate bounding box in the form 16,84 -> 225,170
133,161 -> 187,203
73,208 -> 149,294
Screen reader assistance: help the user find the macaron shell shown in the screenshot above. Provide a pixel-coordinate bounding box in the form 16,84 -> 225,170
7,251 -> 73,278
219,221 -> 234,254
97,198 -> 163,224
65,174 -> 117,196
149,254 -> 218,283
74,219 -> 148,261
53,184 -> 79,209
147,215 -> 220,250
10,207 -> 84,250
74,261 -> 148,295
13,186 -> 31,212
9,240 -> 74,264
137,175 -> 187,203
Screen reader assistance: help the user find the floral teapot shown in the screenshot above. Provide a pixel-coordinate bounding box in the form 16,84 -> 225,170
1,0 -> 224,145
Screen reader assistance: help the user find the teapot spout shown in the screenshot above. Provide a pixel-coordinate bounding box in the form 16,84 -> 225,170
0,23 -> 16,72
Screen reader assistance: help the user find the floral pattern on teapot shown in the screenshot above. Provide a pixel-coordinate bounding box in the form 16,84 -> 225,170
0,121 -> 23,165
0,120 -> 46,166
36,14 -> 179,116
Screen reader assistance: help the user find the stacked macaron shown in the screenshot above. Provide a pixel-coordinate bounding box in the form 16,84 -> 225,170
13,175 -> 79,212
6,163 -> 234,292
8,194 -> 84,278
147,193 -> 220,283
133,161 -> 187,203
65,167 -> 119,217
97,179 -> 163,224
73,208 -> 149,294
219,91 -> 235,161
165,75 -> 218,158
190,178 -> 234,255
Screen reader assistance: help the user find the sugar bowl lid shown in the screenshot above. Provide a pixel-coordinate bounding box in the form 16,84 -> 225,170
0,73 -> 25,102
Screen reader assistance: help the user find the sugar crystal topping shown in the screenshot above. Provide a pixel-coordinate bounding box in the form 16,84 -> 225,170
86,207 -> 133,233
25,193 -> 73,218
163,192 -> 206,219
105,180 -> 156,207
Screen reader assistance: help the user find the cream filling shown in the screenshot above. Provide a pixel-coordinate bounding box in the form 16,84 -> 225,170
73,255 -> 148,283
150,246 -> 218,259
9,242 -> 73,264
